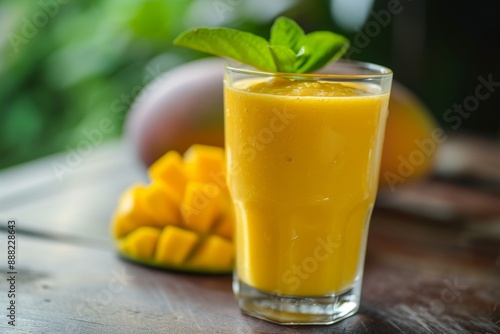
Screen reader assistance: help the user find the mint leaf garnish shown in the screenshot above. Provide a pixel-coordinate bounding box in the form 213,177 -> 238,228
174,16 -> 349,74
269,16 -> 304,53
295,31 -> 350,73
174,28 -> 277,72
268,45 -> 297,73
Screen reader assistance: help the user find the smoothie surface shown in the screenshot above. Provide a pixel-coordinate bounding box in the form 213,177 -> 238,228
233,77 -> 379,97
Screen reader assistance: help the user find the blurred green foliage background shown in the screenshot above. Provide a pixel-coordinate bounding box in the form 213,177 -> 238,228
0,0 -> 498,169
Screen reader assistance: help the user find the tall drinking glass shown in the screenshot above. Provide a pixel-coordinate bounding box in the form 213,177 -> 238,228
224,60 -> 392,325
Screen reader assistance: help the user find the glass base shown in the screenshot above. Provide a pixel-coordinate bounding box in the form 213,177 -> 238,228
233,279 -> 360,325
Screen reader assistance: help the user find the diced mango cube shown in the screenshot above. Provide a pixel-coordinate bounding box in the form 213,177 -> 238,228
112,184 -> 150,238
155,226 -> 199,266
141,181 -> 180,227
149,150 -> 187,200
213,214 -> 234,241
184,145 -> 226,185
188,235 -> 234,270
123,227 -> 161,259
180,182 -> 221,233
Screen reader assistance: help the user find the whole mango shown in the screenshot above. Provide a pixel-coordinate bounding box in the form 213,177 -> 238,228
126,58 -> 225,166
379,82 -> 440,189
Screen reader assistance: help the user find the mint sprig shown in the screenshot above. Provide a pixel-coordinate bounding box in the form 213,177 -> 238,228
173,28 -> 277,72
174,17 -> 350,74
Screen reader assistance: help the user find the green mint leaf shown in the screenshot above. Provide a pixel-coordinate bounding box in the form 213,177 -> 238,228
295,31 -> 350,73
174,28 -> 277,72
268,45 -> 298,73
173,17 -> 350,74
269,17 -> 350,73
270,16 -> 304,53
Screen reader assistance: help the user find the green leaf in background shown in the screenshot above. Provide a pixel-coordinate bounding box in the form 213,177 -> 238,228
0,0 -> 191,169
174,28 -> 277,72
130,0 -> 170,40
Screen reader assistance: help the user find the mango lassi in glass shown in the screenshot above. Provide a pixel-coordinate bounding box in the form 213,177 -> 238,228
224,60 -> 392,324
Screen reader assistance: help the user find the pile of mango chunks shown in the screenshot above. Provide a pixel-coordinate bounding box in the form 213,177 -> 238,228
111,145 -> 234,273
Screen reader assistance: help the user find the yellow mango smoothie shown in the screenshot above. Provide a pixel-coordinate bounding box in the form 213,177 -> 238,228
225,75 -> 390,297
174,16 -> 392,324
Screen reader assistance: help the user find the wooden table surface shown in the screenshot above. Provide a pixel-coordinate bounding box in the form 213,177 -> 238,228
0,139 -> 499,334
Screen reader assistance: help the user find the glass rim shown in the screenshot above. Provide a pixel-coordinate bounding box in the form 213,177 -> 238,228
225,59 -> 392,80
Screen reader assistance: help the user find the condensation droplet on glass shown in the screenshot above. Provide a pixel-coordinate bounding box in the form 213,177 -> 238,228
286,157 -> 293,163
